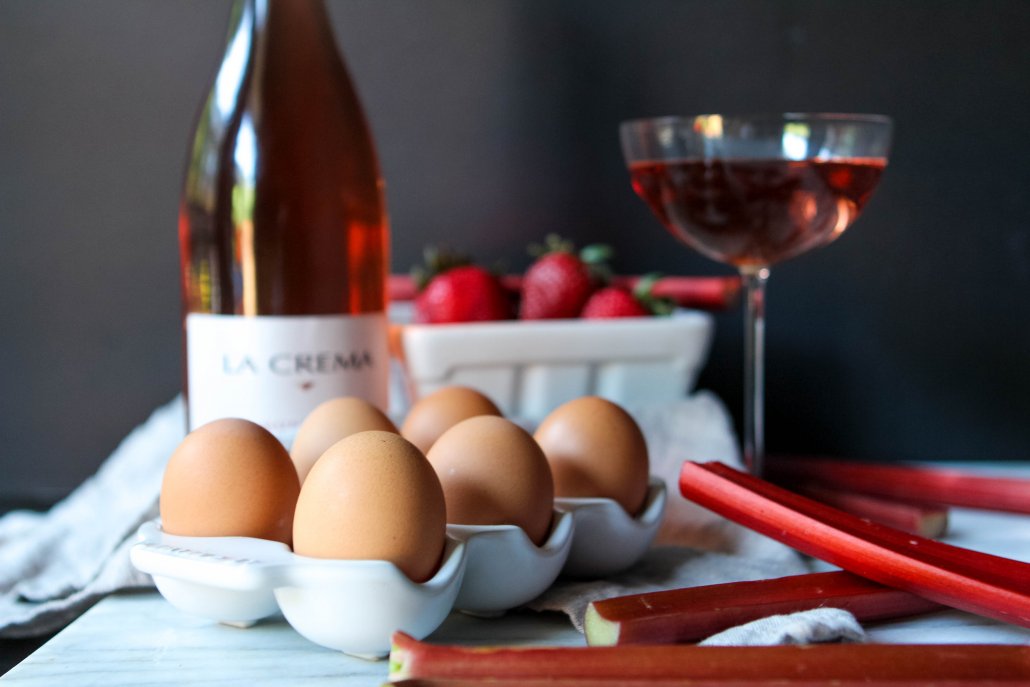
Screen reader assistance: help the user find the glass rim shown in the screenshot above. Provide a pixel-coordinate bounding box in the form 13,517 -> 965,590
620,112 -> 893,130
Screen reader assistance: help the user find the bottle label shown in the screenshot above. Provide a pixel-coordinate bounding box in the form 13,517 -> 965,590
185,312 -> 389,446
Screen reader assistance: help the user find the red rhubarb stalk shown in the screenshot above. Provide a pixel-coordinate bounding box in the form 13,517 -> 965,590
389,632 -> 1030,683
390,678 -> 1026,687
387,274 -> 741,311
678,461 -> 1030,628
583,570 -> 942,646
389,680 -> 769,687
386,274 -> 421,302
767,456 -> 1030,514
794,484 -> 949,538
611,275 -> 741,310
390,679 -> 1024,687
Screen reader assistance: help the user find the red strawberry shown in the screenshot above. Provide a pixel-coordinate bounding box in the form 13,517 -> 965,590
414,265 -> 512,324
519,235 -> 611,320
581,286 -> 649,318
581,274 -> 674,319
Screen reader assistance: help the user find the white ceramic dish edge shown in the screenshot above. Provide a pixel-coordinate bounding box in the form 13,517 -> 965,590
445,509 -> 574,616
555,477 -> 667,577
129,520 -> 466,659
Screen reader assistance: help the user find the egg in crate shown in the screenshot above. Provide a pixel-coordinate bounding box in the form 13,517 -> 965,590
534,396 -> 649,516
290,396 -> 398,484
426,415 -> 554,545
401,385 -> 503,454
292,430 -> 447,583
159,418 -> 300,545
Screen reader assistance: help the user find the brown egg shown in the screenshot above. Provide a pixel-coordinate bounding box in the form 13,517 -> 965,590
292,430 -> 446,583
290,397 -> 398,484
427,415 -> 554,545
160,418 -> 300,545
401,385 -> 503,454
534,396 -> 649,516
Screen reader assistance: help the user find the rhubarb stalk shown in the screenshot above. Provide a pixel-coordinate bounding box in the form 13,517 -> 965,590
767,456 -> 1030,514
583,570 -> 942,646
678,461 -> 1030,628
793,484 -> 949,538
389,680 -> 780,687
389,632 -> 1030,684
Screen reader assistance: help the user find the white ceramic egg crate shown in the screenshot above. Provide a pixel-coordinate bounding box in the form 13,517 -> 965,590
131,479 -> 666,658
135,306 -> 689,659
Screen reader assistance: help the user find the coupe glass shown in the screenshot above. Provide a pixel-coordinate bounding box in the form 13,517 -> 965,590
620,113 -> 892,475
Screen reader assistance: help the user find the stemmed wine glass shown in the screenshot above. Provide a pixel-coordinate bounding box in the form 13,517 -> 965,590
620,113 -> 892,475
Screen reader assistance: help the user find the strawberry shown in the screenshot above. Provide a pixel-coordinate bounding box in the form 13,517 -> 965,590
580,287 -> 649,318
581,273 -> 674,319
519,235 -> 612,320
414,265 -> 512,324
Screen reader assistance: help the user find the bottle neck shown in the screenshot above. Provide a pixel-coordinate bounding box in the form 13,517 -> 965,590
228,0 -> 336,50
235,0 -> 345,100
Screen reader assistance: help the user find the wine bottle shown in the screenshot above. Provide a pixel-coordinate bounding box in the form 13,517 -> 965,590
178,0 -> 389,444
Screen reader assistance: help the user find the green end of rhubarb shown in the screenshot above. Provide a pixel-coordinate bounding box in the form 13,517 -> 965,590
582,602 -> 619,646
388,645 -> 409,680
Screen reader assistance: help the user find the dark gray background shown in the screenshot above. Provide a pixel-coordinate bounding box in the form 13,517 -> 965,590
2,0 -> 1028,505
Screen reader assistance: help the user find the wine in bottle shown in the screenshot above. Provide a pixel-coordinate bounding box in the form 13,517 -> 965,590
178,0 -> 389,444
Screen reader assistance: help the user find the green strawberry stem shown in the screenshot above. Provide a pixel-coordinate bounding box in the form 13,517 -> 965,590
631,272 -> 675,316
410,246 -> 473,291
526,234 -> 613,285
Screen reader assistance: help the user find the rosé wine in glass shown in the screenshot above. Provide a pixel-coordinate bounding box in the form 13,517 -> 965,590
621,114 -> 892,475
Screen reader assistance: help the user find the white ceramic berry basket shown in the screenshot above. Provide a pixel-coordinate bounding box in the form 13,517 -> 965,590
389,305 -> 714,424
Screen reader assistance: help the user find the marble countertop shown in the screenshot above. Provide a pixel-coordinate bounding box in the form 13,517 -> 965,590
2,593 -> 585,686
4,467 -> 1030,685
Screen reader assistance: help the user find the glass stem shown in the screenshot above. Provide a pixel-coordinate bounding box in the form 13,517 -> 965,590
741,266 -> 770,476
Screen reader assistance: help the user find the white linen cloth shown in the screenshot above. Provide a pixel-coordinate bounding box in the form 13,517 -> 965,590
0,391 -> 862,645
699,608 -> 866,645
0,398 -> 185,637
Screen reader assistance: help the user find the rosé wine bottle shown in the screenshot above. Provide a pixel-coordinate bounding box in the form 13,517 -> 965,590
178,0 -> 389,444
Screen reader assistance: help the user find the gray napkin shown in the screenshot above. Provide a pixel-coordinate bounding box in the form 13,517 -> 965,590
699,608 -> 866,645
0,397 -> 185,637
